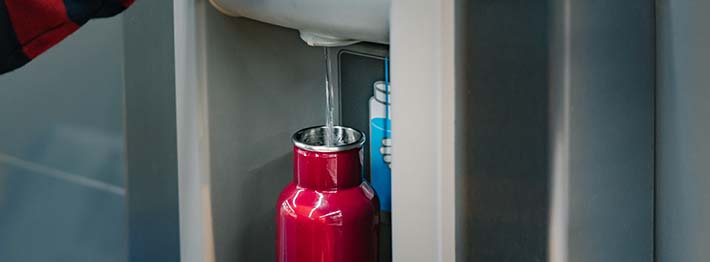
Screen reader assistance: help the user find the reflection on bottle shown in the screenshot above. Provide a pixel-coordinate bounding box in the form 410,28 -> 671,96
369,81 -> 391,212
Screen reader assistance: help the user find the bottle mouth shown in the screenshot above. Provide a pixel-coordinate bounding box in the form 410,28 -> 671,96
292,126 -> 366,153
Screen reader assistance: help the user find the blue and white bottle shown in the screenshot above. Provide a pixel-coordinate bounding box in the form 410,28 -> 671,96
369,81 -> 391,212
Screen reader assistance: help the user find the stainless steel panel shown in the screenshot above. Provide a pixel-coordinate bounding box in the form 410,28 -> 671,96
457,1 -> 550,260
0,14 -> 127,262
123,0 -> 181,261
554,1 -> 655,261
657,1 -> 710,261
0,18 -> 125,188
457,0 -> 654,261
0,165 -> 125,262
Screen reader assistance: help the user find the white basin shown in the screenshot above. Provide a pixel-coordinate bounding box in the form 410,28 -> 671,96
209,0 -> 390,46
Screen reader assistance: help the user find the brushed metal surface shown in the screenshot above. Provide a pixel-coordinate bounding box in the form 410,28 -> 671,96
124,0 -> 181,261
458,1 -> 550,260
552,1 -> 655,262
457,0 -> 654,261
657,1 -> 710,261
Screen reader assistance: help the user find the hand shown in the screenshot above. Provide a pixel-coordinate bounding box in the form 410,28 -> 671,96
380,138 -> 392,168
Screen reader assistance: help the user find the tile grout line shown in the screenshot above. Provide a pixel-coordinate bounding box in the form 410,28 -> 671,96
0,152 -> 126,196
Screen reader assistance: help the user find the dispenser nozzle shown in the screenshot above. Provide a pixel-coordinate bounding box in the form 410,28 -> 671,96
300,31 -> 359,47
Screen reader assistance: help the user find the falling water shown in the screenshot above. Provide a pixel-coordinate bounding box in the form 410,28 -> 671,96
323,47 -> 336,146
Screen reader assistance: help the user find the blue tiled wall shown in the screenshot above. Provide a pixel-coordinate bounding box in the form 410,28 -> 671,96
0,16 -> 126,262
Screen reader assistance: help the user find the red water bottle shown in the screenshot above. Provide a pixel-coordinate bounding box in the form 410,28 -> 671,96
277,126 -> 379,262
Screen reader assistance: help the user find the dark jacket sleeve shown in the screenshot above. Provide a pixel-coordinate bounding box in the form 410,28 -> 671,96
0,0 -> 134,74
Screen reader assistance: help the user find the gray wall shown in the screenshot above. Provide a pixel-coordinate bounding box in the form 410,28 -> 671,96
203,8 -> 325,261
657,1 -> 710,261
0,17 -> 127,262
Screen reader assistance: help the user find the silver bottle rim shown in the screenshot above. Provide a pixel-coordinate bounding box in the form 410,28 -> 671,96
292,125 -> 366,153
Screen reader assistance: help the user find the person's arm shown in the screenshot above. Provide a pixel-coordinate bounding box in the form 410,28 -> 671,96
0,0 -> 134,74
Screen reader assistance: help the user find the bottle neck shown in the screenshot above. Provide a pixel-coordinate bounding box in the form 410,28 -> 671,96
293,147 -> 363,190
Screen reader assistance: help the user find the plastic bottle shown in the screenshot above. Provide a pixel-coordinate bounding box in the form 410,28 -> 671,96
369,81 -> 391,212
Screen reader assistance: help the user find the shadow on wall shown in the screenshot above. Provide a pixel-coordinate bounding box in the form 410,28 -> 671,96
238,152 -> 292,261
203,9 -> 327,261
